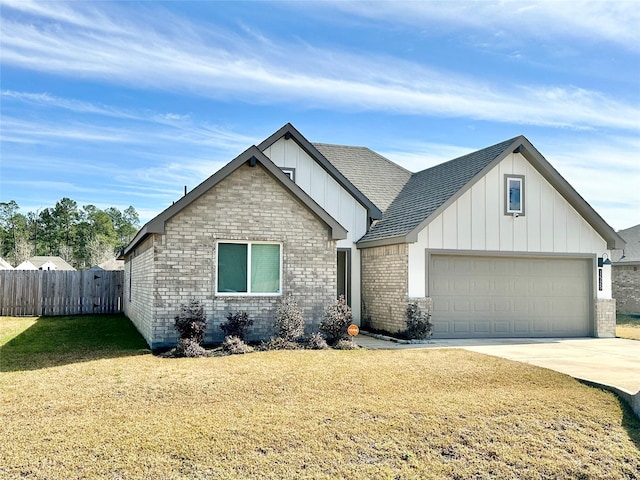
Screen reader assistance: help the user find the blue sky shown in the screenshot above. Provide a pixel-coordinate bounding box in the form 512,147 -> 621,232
1,0 -> 638,231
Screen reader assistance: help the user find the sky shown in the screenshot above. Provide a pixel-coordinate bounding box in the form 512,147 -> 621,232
1,0 -> 638,232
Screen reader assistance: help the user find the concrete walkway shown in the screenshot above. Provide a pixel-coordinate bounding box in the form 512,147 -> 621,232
355,334 -> 640,416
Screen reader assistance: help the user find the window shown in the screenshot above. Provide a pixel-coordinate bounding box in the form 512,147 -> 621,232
504,175 -> 525,216
217,241 -> 281,295
280,167 -> 295,181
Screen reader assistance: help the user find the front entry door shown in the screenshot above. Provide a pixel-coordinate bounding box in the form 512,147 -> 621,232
337,249 -> 351,306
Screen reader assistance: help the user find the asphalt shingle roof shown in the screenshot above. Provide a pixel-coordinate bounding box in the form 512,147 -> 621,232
313,143 -> 412,213
613,224 -> 640,262
359,137 -> 519,243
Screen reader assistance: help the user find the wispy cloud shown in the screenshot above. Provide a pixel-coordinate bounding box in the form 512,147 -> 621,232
1,1 -> 638,131
320,1 -> 640,53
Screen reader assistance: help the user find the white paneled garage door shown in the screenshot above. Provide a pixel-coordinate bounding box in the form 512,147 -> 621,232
429,254 -> 591,338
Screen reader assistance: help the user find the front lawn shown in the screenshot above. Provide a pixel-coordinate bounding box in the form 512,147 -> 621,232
617,313 -> 640,340
1,316 -> 638,479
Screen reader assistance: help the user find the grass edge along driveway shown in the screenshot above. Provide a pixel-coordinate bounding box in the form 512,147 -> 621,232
1,315 -> 639,480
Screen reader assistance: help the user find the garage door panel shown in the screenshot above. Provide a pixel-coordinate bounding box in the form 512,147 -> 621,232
430,254 -> 590,338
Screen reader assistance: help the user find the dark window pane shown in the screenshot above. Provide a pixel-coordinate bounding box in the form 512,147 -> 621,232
218,243 -> 247,292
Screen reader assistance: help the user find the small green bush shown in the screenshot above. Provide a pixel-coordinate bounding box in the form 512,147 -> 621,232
304,332 -> 329,350
274,296 -> 305,341
319,295 -> 352,345
220,311 -> 253,340
222,335 -> 254,355
405,302 -> 433,340
174,299 -> 206,344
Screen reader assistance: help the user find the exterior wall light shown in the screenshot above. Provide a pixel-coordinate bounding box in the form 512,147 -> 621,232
597,253 -> 612,268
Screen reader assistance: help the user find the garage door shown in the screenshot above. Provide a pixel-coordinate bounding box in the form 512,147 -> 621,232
430,255 -> 591,338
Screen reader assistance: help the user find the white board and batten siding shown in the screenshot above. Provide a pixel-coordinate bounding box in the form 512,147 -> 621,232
407,152 -> 609,338
262,138 -> 368,321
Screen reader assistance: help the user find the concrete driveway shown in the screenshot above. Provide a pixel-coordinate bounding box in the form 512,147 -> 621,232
355,335 -> 640,416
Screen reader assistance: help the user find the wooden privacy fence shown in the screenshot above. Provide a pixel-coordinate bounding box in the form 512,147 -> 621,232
0,270 -> 124,316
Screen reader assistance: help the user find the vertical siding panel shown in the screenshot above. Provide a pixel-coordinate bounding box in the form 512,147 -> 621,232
566,205 -> 581,252
471,179 -> 486,250
442,207 -> 457,249
428,215 -> 444,249
484,167 -> 500,250
553,192 -> 568,252
457,189 -> 472,249
526,166 -> 541,252
540,182 -> 554,251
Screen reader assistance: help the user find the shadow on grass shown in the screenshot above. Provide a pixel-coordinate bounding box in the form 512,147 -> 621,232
620,398 -> 640,450
0,314 -> 150,372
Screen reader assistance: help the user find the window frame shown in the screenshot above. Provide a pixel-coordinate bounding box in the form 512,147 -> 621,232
504,174 -> 526,216
215,240 -> 283,296
280,167 -> 295,182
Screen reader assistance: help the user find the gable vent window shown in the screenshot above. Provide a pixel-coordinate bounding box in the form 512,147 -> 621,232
504,175 -> 525,216
281,167 -> 295,182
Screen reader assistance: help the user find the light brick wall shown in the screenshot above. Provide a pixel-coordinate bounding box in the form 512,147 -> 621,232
594,298 -> 616,338
612,264 -> 640,314
123,235 -> 156,345
145,163 -> 336,348
361,243 -> 409,333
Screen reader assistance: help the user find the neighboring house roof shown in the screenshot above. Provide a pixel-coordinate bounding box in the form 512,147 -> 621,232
612,224 -> 640,264
259,123 -> 383,221
90,258 -> 125,270
0,258 -> 13,270
25,256 -> 75,270
121,145 -> 348,257
357,135 -> 625,250
15,260 -> 37,270
313,143 -> 412,213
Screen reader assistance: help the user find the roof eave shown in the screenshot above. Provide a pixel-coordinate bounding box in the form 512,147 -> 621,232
356,235 -> 409,249
120,145 -> 348,257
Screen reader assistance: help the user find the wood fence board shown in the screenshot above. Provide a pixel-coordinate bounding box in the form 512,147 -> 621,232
0,270 -> 123,316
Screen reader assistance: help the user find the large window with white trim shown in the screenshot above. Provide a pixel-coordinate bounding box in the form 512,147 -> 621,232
217,241 -> 281,295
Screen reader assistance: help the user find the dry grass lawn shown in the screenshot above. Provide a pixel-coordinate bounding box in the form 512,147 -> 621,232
617,313 -> 640,340
1,315 -> 639,479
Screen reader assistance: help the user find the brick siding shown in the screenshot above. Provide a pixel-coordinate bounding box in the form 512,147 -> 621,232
594,298 -> 616,338
612,264 -> 640,314
124,163 -> 336,348
361,243 -> 409,333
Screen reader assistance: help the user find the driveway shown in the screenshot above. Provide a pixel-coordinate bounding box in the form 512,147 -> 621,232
356,335 -> 640,415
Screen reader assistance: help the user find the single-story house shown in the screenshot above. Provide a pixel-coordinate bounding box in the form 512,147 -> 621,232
120,123 -> 624,349
0,258 -> 14,270
15,256 -> 75,271
612,224 -> 640,314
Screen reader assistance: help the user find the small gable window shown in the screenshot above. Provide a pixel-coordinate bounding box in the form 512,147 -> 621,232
217,241 -> 281,295
281,167 -> 295,181
504,175 -> 525,216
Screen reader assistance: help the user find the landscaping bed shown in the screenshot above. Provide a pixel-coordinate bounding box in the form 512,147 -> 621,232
1,315 -> 639,479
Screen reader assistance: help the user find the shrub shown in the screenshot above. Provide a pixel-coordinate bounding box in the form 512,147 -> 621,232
222,335 -> 254,355
319,295 -> 352,345
173,338 -> 207,358
274,296 -> 305,341
333,338 -> 358,350
260,337 -> 302,351
405,302 -> 433,340
304,332 -> 329,350
220,311 -> 253,340
174,299 -> 206,344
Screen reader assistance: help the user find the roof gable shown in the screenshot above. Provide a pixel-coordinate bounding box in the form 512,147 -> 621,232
358,136 -> 624,250
122,145 -> 347,256
259,123 -> 382,220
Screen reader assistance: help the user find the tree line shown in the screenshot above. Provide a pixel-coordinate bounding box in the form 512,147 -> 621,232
0,198 -> 140,269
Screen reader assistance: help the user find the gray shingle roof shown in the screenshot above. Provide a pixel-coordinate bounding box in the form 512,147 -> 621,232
359,137 -> 520,244
613,224 -> 640,263
313,143 -> 412,213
